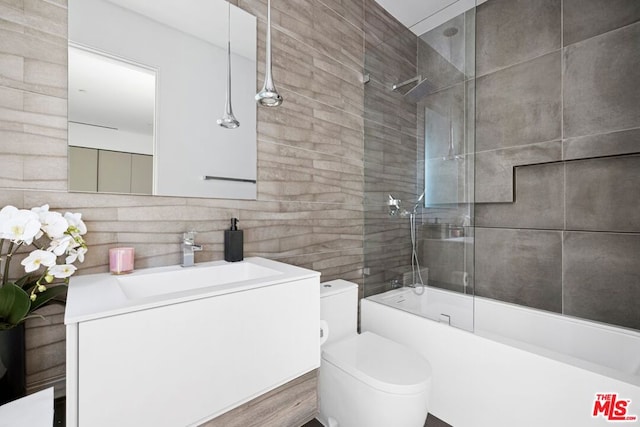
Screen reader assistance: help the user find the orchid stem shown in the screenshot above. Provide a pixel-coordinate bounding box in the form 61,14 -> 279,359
1,241 -> 23,287
2,241 -> 14,287
0,238 -> 4,285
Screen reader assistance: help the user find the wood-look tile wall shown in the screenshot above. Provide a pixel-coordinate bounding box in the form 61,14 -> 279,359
363,0 -> 419,296
0,0 -> 367,413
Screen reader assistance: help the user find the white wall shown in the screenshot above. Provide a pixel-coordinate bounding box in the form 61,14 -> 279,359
362,300 -> 640,427
68,122 -> 153,155
69,0 -> 257,199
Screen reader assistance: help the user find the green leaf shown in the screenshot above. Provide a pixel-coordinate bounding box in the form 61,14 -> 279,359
16,274 -> 38,291
30,284 -> 67,312
0,283 -> 31,326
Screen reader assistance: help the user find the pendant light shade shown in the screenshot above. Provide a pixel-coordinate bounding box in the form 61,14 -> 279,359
218,1 -> 240,129
255,0 -> 283,107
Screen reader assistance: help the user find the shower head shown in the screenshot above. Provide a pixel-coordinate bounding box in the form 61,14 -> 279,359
391,75 -> 438,103
410,190 -> 426,213
443,27 -> 459,37
391,76 -> 422,92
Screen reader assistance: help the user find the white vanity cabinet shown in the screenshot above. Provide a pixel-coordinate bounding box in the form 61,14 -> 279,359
65,259 -> 320,427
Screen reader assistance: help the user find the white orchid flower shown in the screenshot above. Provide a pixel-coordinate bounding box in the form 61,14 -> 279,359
65,246 -> 87,264
1,209 -> 41,245
20,249 -> 57,273
31,205 -> 50,239
0,206 -> 18,238
0,205 -> 18,217
64,212 -> 87,235
31,204 -> 50,220
48,264 -> 77,279
41,211 -> 69,239
48,235 -> 73,256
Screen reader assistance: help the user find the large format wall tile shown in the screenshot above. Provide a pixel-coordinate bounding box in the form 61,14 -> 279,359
476,52 -> 561,152
563,128 -> 640,160
566,155 -> 640,232
419,13 -> 473,84
476,0 -> 560,76
417,37 -> 466,94
563,22 -> 640,138
476,162 -> 564,229
475,228 -> 563,313
421,238 -> 466,291
475,140 -> 562,202
563,232 -> 640,330
422,83 -> 466,158
563,0 -> 640,46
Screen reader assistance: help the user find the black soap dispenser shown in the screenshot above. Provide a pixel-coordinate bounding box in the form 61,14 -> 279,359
224,218 -> 243,262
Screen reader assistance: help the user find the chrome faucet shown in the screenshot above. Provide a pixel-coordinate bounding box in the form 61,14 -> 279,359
181,231 -> 202,267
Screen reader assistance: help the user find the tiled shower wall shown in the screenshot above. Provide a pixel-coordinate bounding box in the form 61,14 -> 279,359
474,0 -> 640,330
0,0 -> 367,397
363,0 -> 419,296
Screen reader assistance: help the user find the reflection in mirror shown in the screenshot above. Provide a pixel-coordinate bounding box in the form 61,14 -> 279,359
68,0 -> 257,199
420,11 -> 474,206
68,46 -> 156,194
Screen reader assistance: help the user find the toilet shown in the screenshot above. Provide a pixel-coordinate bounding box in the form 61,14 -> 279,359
318,279 -> 432,427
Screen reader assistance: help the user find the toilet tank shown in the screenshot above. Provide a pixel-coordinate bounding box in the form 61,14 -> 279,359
320,280 -> 358,346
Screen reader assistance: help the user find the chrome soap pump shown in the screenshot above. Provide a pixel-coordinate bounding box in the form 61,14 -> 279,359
224,218 -> 243,262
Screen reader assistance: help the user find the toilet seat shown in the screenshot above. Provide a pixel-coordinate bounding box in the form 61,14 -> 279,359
322,331 -> 432,395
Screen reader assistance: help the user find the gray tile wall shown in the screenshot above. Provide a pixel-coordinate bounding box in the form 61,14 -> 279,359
1,0 -> 366,406
475,0 -> 640,330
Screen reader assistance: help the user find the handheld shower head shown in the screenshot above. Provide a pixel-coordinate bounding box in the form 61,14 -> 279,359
408,190 -> 425,213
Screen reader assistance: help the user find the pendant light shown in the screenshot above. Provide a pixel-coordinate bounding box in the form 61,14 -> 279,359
255,0 -> 283,107
217,1 -> 240,129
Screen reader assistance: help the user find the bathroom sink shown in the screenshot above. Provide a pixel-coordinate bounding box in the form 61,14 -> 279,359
116,260 -> 282,300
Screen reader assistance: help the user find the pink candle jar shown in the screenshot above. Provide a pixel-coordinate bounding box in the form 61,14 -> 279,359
109,247 -> 134,274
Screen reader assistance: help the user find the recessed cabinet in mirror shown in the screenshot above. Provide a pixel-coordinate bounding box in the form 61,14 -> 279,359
68,0 -> 257,199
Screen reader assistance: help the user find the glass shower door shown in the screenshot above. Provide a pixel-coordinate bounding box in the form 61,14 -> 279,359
363,7 -> 476,332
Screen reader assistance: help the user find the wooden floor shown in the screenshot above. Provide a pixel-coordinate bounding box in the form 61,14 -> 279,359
54,395 -> 452,427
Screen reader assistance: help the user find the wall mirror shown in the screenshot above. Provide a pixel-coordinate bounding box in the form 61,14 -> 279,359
68,0 -> 257,199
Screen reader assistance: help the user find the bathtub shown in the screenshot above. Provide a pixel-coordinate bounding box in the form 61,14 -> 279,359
363,287 -> 640,427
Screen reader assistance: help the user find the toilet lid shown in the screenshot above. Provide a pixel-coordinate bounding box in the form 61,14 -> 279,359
322,332 -> 432,395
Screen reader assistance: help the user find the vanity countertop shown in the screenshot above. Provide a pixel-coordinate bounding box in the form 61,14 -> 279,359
64,257 -> 319,324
